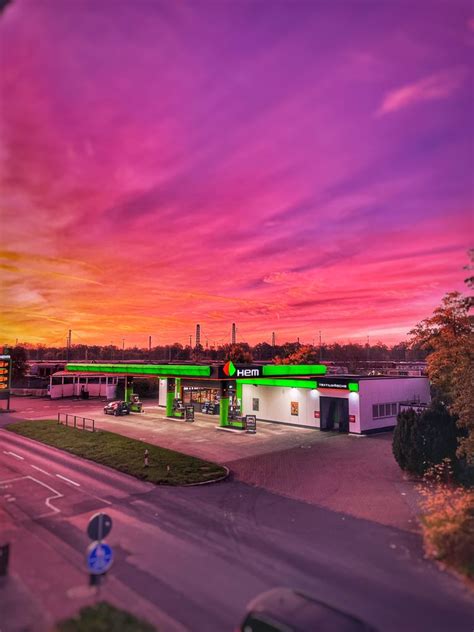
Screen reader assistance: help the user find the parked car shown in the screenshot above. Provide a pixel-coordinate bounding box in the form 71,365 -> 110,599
237,588 -> 376,632
103,401 -> 130,416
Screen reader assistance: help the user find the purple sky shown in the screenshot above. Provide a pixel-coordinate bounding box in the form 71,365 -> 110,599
0,0 -> 473,346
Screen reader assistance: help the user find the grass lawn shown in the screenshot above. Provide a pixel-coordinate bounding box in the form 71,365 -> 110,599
6,420 -> 227,485
55,602 -> 156,632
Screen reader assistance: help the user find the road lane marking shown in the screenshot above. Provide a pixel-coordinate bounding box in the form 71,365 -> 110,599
0,476 -> 28,485
0,476 -> 63,517
94,497 -> 112,505
56,474 -> 80,487
29,476 -> 63,517
3,451 -> 24,460
31,465 -> 52,476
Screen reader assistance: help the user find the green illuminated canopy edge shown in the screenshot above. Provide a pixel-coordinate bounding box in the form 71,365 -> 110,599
262,364 -> 327,376
237,378 -> 318,389
66,363 -> 211,377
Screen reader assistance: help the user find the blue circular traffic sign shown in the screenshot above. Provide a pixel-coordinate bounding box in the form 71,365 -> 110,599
86,541 -> 114,575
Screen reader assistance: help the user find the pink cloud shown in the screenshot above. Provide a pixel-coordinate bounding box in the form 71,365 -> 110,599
377,68 -> 466,116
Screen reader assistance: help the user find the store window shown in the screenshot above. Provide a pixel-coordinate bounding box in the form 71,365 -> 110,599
372,403 -> 398,419
252,398 -> 259,412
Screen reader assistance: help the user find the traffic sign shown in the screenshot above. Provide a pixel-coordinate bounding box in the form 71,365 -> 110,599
87,512 -> 113,541
86,541 -> 113,575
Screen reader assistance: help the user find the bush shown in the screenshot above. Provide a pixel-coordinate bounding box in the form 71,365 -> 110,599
393,402 -> 459,477
419,462 -> 474,578
55,602 -> 156,631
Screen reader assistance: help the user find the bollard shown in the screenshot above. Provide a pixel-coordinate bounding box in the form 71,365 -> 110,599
0,543 -> 10,577
144,449 -> 149,467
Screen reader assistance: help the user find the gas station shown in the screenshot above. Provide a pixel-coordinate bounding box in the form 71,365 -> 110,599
63,362 -> 430,434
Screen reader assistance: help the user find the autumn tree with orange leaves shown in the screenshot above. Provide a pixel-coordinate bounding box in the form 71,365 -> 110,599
409,290 -> 473,464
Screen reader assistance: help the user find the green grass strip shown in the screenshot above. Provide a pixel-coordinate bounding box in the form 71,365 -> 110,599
6,420 -> 227,486
55,602 -> 156,632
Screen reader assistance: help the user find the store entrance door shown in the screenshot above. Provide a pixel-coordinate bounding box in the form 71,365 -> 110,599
320,397 -> 349,432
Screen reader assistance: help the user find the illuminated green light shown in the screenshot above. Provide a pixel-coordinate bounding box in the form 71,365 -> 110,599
238,378 -> 318,389
348,382 -> 359,392
66,363 -> 211,377
262,364 -> 327,377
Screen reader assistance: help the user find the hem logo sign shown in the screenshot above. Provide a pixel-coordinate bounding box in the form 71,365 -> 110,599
223,361 -> 237,377
223,361 -> 260,378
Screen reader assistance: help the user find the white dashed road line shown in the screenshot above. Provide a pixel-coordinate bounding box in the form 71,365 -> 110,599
55,474 -> 80,487
3,450 -> 24,460
31,464 -> 52,476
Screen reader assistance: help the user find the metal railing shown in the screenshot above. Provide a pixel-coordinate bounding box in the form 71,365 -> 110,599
57,412 -> 95,432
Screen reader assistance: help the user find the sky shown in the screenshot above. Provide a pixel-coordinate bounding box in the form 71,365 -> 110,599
0,0 -> 472,348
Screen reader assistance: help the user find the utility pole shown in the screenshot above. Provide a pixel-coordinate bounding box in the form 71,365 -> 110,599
272,331 -> 275,347
367,336 -> 370,362
196,324 -> 201,348
148,336 -> 152,352
319,330 -> 322,363
231,323 -> 236,345
189,335 -> 192,347
66,330 -> 72,362
122,339 -> 125,362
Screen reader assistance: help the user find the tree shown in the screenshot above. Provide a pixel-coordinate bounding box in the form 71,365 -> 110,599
409,291 -> 474,464
6,346 -> 28,382
393,404 -> 459,476
275,345 -> 320,365
223,344 -> 253,363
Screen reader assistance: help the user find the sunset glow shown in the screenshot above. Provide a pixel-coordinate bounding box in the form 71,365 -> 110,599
1,0 -> 472,346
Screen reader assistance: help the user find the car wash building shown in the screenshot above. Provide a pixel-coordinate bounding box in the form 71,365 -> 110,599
65,362 -> 430,434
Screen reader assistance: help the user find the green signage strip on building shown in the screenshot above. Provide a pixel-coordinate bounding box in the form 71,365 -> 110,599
262,364 -> 327,377
237,378 -> 318,389
66,363 -> 211,377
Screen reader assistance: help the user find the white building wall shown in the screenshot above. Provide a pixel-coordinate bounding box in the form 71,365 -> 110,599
241,384 -> 362,433
358,377 -> 430,432
242,385 -> 320,428
159,379 -> 167,407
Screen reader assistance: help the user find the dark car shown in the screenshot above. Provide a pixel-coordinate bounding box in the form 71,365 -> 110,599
237,588 -> 377,632
103,401 -> 130,416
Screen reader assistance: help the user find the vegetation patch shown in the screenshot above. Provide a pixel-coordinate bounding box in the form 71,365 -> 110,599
6,420 -> 227,485
419,462 -> 474,580
55,602 -> 156,632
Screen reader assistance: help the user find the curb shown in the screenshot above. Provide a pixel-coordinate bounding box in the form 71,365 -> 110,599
182,465 -> 231,486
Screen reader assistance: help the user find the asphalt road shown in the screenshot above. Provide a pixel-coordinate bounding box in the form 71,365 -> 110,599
1,424 -> 473,632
